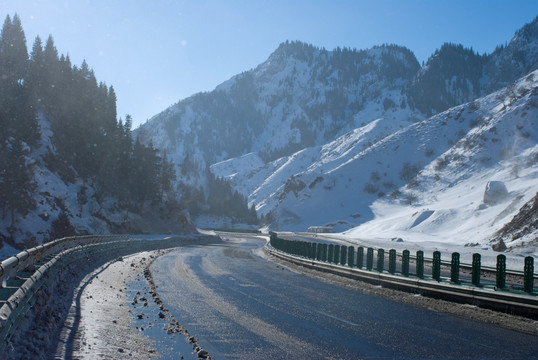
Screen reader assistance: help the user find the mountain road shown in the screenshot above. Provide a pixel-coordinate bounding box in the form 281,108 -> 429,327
150,233 -> 538,359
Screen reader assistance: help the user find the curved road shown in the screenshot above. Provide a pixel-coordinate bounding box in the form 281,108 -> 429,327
151,234 -> 538,359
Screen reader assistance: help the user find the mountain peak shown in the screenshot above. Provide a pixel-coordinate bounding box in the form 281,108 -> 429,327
263,40 -> 321,68
272,40 -> 319,57
482,15 -> 538,93
512,15 -> 538,44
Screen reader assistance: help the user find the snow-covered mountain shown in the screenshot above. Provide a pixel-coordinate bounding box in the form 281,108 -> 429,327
408,16 -> 538,116
219,70 -> 537,250
139,17 -> 538,168
139,17 -> 538,253
137,41 -> 423,171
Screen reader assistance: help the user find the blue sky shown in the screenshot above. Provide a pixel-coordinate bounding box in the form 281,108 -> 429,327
1,0 -> 537,127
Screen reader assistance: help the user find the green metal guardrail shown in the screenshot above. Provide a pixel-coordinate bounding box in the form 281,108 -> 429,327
267,232 -> 538,318
268,232 -> 535,294
204,228 -> 261,234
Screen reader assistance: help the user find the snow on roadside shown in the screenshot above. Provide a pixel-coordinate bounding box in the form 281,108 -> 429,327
67,252 -> 162,358
4,248 -> 202,359
63,251 -> 201,359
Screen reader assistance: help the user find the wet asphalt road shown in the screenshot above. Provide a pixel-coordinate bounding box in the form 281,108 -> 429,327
150,234 -> 538,359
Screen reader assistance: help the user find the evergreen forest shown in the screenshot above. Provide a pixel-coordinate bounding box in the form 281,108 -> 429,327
0,13 -> 258,245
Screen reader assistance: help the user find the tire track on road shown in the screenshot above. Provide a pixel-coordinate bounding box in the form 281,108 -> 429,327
163,250 -> 320,358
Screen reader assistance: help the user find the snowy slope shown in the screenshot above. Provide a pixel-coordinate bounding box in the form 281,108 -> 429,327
1,113 -> 106,257
211,113 -> 412,212
342,72 -> 538,257
214,70 -> 538,257
0,113 -> 193,259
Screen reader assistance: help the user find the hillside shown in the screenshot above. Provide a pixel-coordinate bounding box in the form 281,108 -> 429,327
214,70 -> 538,250
342,71 -> 538,258
0,111 -> 193,259
139,16 -> 538,251
137,41 -> 423,170
0,16 -> 193,258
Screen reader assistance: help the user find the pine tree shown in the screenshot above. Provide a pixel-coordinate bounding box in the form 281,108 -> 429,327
28,35 -> 45,105
40,35 -> 61,113
0,14 -> 28,84
0,138 -> 36,229
106,85 -> 118,124
50,211 -> 75,240
129,139 -> 160,203
158,152 -> 176,199
0,14 -> 39,146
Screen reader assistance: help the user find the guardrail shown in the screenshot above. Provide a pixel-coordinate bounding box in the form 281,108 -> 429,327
0,234 -> 194,354
203,228 -> 261,234
267,232 -> 538,318
0,235 -> 128,288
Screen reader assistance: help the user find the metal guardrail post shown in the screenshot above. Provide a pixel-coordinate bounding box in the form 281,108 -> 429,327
496,254 -> 506,290
348,246 -> 355,268
328,244 -> 334,264
269,232 -> 277,245
524,256 -> 534,293
389,249 -> 396,274
357,247 -> 364,269
416,250 -> 424,279
432,251 -> 441,282
472,253 -> 481,286
321,244 -> 328,262
340,246 -> 347,266
334,245 -> 340,265
451,252 -> 460,284
271,235 -> 284,251
288,239 -> 293,255
402,250 -> 410,277
377,249 -> 384,273
366,248 -> 373,270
